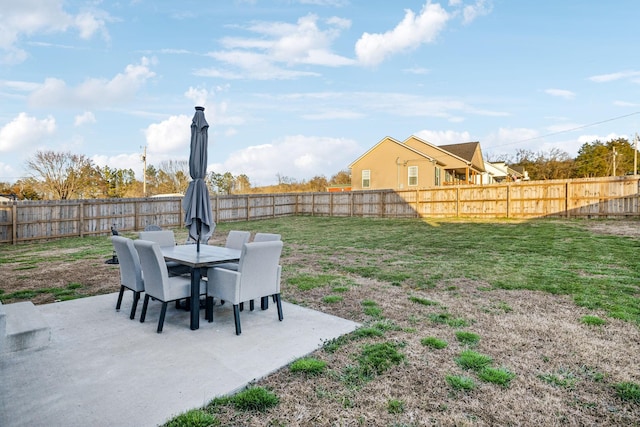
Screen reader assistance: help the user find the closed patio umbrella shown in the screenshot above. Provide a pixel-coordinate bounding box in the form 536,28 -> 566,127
183,106 -> 214,252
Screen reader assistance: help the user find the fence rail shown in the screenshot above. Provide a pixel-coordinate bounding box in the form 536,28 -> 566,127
1,176 -> 638,244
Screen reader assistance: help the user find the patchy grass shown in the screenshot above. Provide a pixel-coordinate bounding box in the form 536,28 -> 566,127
446,374 -> 476,391
478,367 -> 516,388
455,331 -> 481,347
164,409 -> 217,427
581,315 -> 607,326
4,217 -> 640,425
420,336 -> 448,350
614,382 -> 640,403
456,350 -> 493,371
290,357 -> 327,376
211,387 -> 279,413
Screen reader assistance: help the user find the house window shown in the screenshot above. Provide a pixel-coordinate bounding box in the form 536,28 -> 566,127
408,166 -> 418,186
435,167 -> 441,186
362,170 -> 370,188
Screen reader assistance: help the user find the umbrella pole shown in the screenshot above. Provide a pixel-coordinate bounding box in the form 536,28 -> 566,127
196,218 -> 201,252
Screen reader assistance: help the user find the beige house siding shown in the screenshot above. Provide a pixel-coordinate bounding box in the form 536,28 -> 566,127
350,136 -> 486,190
350,137 -> 442,191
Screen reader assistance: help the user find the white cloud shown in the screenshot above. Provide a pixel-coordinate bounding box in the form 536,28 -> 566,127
92,153 -> 146,179
74,111 -> 96,126
0,0 -> 111,64
201,13 -> 354,80
403,67 -> 430,75
301,109 -> 365,120
29,57 -> 156,108
0,162 -> 16,180
0,112 -> 56,152
461,0 -> 493,25
544,89 -> 576,100
355,2 -> 450,66
613,100 -> 639,107
185,87 -> 210,108
414,129 -> 472,145
588,70 -> 640,83
298,0 -> 349,6
213,135 -> 361,185
577,133 -> 625,145
144,114 -> 191,154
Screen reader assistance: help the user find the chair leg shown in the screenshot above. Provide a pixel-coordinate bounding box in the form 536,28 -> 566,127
157,302 -> 168,333
261,296 -> 269,310
140,294 -> 150,323
130,291 -> 140,319
249,300 -> 255,311
116,285 -> 125,311
233,304 -> 242,335
275,293 -> 283,321
272,294 -> 277,303
239,302 -> 244,312
206,296 -> 214,322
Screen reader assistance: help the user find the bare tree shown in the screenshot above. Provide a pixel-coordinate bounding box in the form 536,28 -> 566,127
26,150 -> 94,199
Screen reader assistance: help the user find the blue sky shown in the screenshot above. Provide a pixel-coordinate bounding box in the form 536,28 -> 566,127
1,0 -> 639,186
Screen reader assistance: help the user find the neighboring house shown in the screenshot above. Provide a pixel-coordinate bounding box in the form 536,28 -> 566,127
481,162 -> 529,184
349,136 -> 486,191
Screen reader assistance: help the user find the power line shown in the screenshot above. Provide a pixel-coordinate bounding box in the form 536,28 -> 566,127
485,111 -> 640,150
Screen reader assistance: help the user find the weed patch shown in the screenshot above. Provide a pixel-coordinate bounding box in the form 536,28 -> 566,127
446,374 -> 476,391
581,315 -> 607,326
420,336 -> 448,349
290,357 -> 327,376
478,367 -> 516,387
614,382 -> 640,403
456,350 -> 493,371
455,331 -> 480,346
164,409 -> 217,427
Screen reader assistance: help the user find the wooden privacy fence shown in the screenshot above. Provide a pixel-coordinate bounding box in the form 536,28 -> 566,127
1,176 -> 638,244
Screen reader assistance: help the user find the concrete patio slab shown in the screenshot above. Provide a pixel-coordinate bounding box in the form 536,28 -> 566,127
0,293 -> 359,427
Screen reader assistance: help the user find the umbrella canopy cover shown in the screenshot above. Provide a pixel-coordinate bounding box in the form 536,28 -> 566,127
183,107 -> 214,246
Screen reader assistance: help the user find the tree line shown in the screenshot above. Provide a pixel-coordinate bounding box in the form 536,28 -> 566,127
0,150 -> 352,200
492,137 -> 638,180
0,137 -> 637,200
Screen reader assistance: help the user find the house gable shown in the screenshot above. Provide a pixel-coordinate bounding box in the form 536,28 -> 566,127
349,136 -> 441,190
438,141 -> 485,173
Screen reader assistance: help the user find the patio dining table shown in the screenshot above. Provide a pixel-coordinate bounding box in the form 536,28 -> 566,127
161,244 -> 240,330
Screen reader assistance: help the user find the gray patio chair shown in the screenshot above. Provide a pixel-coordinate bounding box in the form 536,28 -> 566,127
133,239 -> 206,333
138,230 -> 176,247
111,236 -> 144,319
138,230 -> 189,276
252,233 -> 281,242
211,230 -> 251,273
144,224 -> 162,231
205,240 -> 284,335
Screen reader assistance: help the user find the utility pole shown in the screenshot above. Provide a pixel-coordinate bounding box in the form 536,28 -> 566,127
612,147 -> 617,176
141,145 -> 147,196
634,133 -> 639,175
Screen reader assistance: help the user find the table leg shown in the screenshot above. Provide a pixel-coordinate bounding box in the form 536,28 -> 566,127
190,267 -> 201,330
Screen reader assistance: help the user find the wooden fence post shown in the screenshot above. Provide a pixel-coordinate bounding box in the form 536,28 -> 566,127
12,203 -> 17,245
79,202 -> 84,237
565,182 -> 569,218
